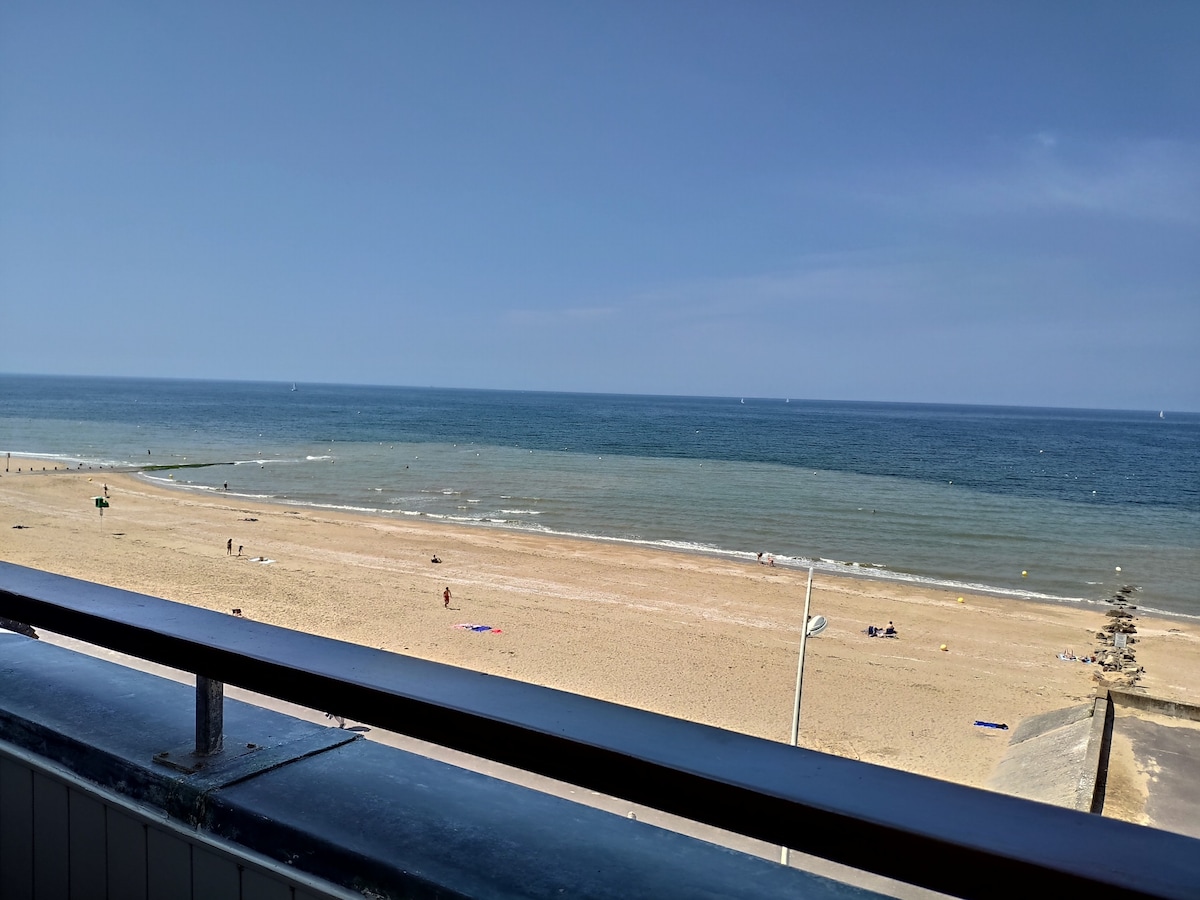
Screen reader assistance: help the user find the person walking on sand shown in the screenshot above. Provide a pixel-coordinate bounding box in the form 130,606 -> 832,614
227,538 -> 233,555
444,587 -> 451,609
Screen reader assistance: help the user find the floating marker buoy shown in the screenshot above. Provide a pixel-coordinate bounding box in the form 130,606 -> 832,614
1115,566 -> 1122,573
1021,570 -> 1028,577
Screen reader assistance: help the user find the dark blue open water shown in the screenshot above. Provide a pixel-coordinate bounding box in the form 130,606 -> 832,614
3,375 -> 1197,617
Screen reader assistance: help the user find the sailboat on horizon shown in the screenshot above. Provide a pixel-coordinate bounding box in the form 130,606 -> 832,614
291,383 -> 297,392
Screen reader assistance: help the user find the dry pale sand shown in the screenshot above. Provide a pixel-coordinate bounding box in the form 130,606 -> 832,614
4,458 -> 1200,790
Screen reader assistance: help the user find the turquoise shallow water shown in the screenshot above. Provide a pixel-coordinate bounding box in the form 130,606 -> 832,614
2,375 -> 1197,617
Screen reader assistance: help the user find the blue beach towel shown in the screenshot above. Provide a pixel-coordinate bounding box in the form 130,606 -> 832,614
454,623 -> 503,634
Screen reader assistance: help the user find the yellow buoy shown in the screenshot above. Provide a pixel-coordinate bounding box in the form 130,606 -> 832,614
1021,570 -> 1028,577
940,644 -> 948,651
957,597 -> 964,604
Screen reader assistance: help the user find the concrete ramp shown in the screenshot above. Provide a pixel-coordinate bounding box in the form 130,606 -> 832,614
987,704 -> 1095,808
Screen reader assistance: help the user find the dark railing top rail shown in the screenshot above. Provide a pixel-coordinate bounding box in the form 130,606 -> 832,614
2,561 -> 1197,900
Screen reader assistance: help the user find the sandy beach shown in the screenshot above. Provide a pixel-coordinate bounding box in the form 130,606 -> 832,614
4,458 -> 1199,790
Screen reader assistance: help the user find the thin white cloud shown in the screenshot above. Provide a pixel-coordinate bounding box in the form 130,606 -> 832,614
503,305 -> 618,325
619,254 -> 976,323
861,136 -> 1200,223
597,247 -> 1174,339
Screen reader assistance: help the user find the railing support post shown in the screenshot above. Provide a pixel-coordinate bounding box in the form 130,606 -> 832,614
196,676 -> 224,755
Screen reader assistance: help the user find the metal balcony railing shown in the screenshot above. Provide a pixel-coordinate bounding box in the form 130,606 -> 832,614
1,560 -> 1197,900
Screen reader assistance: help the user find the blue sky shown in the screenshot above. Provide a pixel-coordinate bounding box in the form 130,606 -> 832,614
2,3 -> 1197,410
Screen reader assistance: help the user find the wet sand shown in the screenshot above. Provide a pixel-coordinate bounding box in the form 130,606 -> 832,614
4,459 -> 1199,789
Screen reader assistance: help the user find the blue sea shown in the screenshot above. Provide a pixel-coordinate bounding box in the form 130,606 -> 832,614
3,375 -> 1198,618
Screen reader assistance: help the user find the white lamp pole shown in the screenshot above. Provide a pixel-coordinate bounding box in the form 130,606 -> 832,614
781,566 -> 814,866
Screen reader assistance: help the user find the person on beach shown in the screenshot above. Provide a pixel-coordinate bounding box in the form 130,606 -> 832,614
238,545 -> 243,556
227,538 -> 233,555
444,587 -> 451,608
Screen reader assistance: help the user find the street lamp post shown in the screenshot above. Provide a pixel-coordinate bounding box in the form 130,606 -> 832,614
781,567 -> 815,866
789,566 -> 815,748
